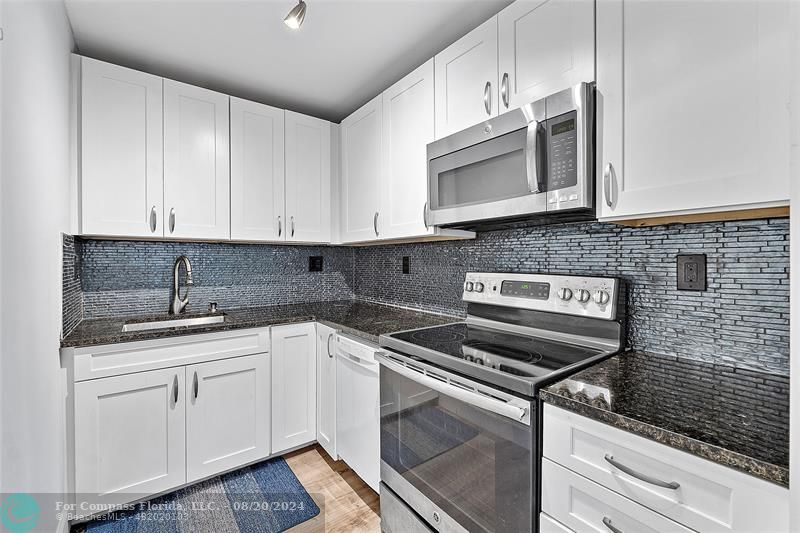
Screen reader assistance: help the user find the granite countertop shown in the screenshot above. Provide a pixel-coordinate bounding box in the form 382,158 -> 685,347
61,300 -> 460,349
541,351 -> 790,487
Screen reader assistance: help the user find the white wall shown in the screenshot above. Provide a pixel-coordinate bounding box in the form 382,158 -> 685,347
0,1 -> 74,531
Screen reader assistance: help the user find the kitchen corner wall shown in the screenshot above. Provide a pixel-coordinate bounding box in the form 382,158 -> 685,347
63,217 -> 790,375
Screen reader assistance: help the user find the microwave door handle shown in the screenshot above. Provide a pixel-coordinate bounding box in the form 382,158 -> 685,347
526,120 -> 542,193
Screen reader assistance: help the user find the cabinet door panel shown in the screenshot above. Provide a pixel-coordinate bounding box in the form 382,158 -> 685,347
186,354 -> 270,481
81,58 -> 163,237
285,111 -> 331,243
230,98 -> 284,241
271,323 -> 317,453
598,0 -> 791,220
434,16 -> 499,139
381,59 -> 435,240
340,96 -> 382,243
164,80 -> 230,239
74,367 -> 186,512
498,0 -> 594,111
316,324 -> 337,459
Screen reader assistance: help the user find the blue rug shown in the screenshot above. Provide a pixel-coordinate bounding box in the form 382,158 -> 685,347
82,457 -> 320,533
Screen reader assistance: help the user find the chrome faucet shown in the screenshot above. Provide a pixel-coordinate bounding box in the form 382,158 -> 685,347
169,256 -> 194,315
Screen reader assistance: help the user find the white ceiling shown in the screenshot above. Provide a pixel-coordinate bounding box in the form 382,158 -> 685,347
65,0 -> 513,122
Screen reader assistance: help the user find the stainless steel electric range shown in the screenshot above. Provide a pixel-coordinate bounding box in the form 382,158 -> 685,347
377,272 -> 625,533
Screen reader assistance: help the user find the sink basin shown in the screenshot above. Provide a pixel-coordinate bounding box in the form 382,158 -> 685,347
122,314 -> 225,332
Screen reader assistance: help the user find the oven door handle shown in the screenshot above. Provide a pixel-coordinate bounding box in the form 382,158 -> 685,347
526,119 -> 543,194
376,353 -> 530,425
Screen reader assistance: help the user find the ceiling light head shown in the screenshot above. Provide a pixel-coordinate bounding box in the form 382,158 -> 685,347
284,0 -> 307,29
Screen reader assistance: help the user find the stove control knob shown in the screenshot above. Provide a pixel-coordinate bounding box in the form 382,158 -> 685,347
575,289 -> 591,303
474,282 -> 485,293
594,290 -> 611,305
465,281 -> 474,292
557,287 -> 573,301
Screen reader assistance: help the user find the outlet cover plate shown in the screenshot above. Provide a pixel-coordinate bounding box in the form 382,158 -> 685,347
677,254 -> 706,291
402,256 -> 410,274
309,256 -> 323,272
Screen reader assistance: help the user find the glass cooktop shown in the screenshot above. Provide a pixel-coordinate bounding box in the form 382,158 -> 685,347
382,322 -> 607,395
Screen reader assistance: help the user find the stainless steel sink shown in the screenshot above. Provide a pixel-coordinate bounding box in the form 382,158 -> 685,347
122,314 -> 225,332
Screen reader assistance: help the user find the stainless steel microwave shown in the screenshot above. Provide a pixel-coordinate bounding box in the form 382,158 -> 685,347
426,82 -> 594,230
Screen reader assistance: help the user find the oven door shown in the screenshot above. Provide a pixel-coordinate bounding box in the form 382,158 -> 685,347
377,351 -> 534,533
427,103 -> 547,228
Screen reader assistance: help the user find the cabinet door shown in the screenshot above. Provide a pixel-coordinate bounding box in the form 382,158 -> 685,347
381,59 -> 435,240
497,0 -> 594,112
316,324 -> 337,459
230,98 -> 285,241
271,323 -> 317,454
434,16 -> 499,139
74,367 -> 186,509
597,0 -> 792,220
81,58 -> 163,237
340,95 -> 382,243
285,111 -> 332,243
164,80 -> 230,239
185,354 -> 270,481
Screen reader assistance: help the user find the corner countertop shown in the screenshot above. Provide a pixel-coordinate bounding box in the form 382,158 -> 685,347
540,350 -> 789,488
61,300 -> 460,349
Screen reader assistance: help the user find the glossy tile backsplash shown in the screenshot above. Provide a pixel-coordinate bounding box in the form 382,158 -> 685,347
62,217 -> 789,374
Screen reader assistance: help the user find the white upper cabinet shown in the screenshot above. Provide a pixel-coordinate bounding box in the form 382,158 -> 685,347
80,58 -> 164,237
340,95 -> 383,243
381,59 -> 436,240
285,111 -> 332,243
435,16 -> 499,139
163,80 -> 230,239
185,354 -> 270,482
497,0 -> 594,112
597,0 -> 792,221
230,98 -> 285,242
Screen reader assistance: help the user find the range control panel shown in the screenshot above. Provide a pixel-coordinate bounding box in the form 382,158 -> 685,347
462,272 -> 619,320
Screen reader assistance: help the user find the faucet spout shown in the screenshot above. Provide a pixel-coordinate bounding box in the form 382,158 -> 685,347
170,255 -> 193,315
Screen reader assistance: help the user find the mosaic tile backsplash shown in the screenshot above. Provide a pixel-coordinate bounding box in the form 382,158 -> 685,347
63,217 -> 789,374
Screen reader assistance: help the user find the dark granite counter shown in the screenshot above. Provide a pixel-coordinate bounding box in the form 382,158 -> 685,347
61,300 -> 460,348
541,351 -> 789,487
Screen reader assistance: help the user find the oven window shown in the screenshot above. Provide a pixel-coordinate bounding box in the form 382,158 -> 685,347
430,128 -> 531,210
380,365 -> 533,533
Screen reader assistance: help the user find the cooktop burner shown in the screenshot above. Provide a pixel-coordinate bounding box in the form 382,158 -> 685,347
389,322 -> 603,381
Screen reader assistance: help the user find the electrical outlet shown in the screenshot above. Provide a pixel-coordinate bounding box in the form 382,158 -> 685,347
308,256 -> 323,272
677,254 -> 706,291
402,256 -> 410,274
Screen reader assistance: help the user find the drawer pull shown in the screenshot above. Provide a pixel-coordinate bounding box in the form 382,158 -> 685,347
602,517 -> 624,533
604,454 -> 680,490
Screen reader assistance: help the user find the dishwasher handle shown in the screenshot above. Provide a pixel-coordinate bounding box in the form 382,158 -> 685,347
337,349 -> 379,374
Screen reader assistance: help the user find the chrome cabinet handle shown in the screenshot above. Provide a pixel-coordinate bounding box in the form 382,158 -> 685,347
277,216 -> 282,237
327,333 -> 334,358
602,517 -> 624,533
169,208 -> 176,234
172,374 -> 179,404
193,371 -> 199,400
526,120 -> 543,193
501,73 -> 509,109
149,206 -> 157,233
422,202 -> 429,230
604,454 -> 680,490
373,212 -> 379,237
603,163 -> 615,208
483,81 -> 492,115
290,216 -> 295,237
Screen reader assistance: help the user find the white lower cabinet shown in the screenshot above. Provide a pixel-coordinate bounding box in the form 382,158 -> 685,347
74,367 -> 187,509
316,324 -> 338,459
271,323 -> 317,454
186,354 -> 270,481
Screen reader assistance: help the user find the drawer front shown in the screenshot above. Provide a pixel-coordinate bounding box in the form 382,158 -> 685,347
540,513 -> 573,533
542,459 -> 694,533
543,405 -> 789,533
71,328 -> 270,381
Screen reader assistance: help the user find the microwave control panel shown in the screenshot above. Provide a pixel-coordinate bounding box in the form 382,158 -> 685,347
546,110 -> 578,192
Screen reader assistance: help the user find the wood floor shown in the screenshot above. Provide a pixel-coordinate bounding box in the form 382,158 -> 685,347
285,445 -> 381,533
